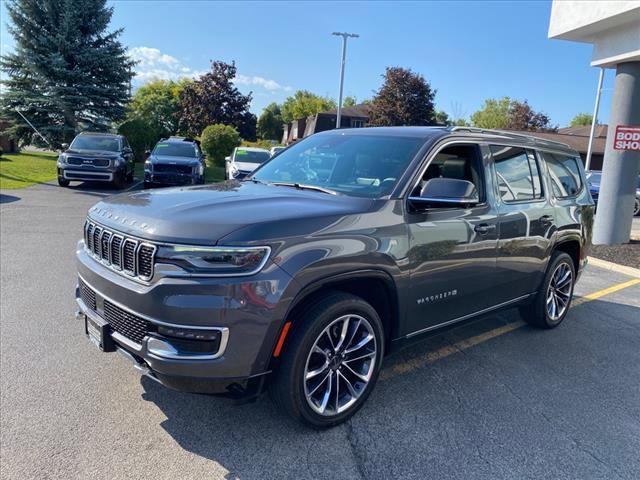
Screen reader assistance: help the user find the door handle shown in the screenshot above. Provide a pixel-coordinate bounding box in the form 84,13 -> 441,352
539,215 -> 554,224
474,223 -> 496,234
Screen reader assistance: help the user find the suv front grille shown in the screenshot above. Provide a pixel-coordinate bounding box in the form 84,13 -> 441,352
67,156 -> 111,167
78,278 -> 151,345
84,220 -> 157,281
154,163 -> 192,174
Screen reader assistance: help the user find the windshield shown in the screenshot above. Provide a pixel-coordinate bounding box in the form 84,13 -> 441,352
153,142 -> 197,157
252,133 -> 424,198
70,135 -> 120,152
235,149 -> 271,164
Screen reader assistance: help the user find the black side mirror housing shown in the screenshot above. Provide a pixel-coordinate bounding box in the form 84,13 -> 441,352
409,178 -> 479,208
61,143 -> 69,150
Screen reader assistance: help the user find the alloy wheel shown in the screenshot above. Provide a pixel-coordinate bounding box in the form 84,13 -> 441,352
303,314 -> 377,416
546,262 -> 573,321
634,197 -> 639,216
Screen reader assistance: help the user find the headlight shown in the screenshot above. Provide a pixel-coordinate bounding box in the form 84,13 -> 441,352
144,160 -> 153,172
193,164 -> 204,176
155,245 -> 271,276
230,163 -> 239,177
58,153 -> 67,164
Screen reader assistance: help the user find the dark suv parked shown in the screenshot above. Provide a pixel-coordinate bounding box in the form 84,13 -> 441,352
144,137 -> 205,189
57,132 -> 135,188
75,127 -> 593,428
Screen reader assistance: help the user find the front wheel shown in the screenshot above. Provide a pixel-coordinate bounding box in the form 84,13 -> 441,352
57,176 -> 70,187
270,292 -> 384,429
634,196 -> 640,216
520,251 -> 575,329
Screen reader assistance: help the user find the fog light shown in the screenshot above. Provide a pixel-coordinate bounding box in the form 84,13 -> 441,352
157,324 -> 219,341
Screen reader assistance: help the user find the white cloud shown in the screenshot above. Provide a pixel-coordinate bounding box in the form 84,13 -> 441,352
128,46 -> 292,93
236,74 -> 292,92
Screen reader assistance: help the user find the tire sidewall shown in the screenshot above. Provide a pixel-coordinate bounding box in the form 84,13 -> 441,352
283,294 -> 384,428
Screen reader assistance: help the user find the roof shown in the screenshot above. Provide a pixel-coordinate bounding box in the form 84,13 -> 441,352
506,126 -> 608,155
78,131 -> 121,138
323,103 -> 371,118
315,126 -> 580,154
236,146 -> 270,152
160,136 -> 198,144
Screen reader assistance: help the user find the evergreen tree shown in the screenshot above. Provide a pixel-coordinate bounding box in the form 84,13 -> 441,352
0,0 -> 134,147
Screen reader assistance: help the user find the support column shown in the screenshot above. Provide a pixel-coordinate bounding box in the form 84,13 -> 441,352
592,62 -> 640,245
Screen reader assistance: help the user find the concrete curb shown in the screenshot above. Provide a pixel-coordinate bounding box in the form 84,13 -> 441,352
587,256 -> 640,279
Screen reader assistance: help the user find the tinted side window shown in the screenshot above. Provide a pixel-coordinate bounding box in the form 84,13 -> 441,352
542,152 -> 582,198
528,151 -> 543,199
491,145 -> 536,202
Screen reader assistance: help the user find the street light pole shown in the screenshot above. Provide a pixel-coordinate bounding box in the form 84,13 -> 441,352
585,67 -> 605,172
332,32 -> 359,129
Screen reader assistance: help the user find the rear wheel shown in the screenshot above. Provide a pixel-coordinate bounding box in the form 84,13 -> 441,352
57,176 -> 70,187
270,292 -> 384,429
520,251 -> 575,329
634,196 -> 639,216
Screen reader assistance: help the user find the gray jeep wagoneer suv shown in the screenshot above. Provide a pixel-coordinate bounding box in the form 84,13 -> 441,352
75,127 -> 594,428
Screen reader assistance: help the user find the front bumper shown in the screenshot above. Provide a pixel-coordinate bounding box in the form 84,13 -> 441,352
145,171 -> 202,186
60,166 -> 115,182
76,242 -> 293,397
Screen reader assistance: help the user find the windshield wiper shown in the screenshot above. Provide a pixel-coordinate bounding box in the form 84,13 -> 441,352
271,182 -> 338,195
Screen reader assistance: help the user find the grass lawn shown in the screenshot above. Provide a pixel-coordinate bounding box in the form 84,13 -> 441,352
0,151 -> 58,189
134,162 -> 224,184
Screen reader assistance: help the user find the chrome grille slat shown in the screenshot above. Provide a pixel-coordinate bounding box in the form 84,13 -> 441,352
83,221 -> 156,281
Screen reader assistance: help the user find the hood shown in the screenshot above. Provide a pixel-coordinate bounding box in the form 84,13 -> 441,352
87,181 -> 373,245
65,149 -> 119,158
150,154 -> 200,165
234,161 -> 261,172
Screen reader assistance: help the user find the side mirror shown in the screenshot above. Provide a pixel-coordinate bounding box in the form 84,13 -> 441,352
61,143 -> 69,150
225,156 -> 231,163
144,149 -> 151,157
409,178 -> 479,208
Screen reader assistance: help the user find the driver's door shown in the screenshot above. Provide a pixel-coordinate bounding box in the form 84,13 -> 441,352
405,142 -> 499,336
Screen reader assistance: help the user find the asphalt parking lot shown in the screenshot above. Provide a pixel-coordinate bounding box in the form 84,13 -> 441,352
1,182 -> 639,480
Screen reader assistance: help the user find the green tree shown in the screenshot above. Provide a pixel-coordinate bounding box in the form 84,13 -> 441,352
177,61 -> 256,140
343,96 -> 357,107
471,97 -> 556,131
368,67 -> 436,126
257,103 -> 283,141
453,118 -> 470,127
117,119 -> 156,161
200,124 -> 241,167
127,79 -> 188,138
281,90 -> 336,123
570,113 -> 595,127
435,110 -> 451,126
470,97 -> 512,129
0,0 -> 134,147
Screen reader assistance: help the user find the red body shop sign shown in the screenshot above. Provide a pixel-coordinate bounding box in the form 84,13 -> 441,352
613,125 -> 640,151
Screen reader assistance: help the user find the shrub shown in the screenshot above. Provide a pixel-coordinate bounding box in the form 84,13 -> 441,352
201,124 -> 241,167
117,119 -> 157,161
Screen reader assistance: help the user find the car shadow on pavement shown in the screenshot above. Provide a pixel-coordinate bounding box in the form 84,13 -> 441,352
0,193 -> 21,204
138,299 -> 640,479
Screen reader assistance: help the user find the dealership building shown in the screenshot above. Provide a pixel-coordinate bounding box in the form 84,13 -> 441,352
549,1 -> 640,244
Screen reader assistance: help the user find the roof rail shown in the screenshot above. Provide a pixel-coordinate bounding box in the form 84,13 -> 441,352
448,126 -> 571,149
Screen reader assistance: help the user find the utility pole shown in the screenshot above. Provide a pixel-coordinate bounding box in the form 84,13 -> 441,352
332,32 -> 359,129
585,67 -> 605,172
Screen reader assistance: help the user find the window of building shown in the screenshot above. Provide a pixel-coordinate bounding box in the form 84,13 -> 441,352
491,145 -> 542,202
542,151 -> 582,198
351,119 -> 365,128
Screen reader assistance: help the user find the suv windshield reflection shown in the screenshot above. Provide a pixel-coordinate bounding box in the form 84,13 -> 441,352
70,135 -> 120,152
252,134 -> 423,197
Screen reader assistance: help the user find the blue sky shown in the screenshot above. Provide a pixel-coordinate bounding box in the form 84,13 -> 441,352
1,0 -> 614,126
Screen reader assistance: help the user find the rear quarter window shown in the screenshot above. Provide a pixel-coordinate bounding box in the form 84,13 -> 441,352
541,152 -> 583,198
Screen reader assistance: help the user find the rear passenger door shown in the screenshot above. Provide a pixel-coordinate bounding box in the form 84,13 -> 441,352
490,145 -> 555,303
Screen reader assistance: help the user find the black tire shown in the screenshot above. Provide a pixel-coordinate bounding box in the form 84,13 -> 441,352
634,196 -> 640,216
143,181 -> 153,189
270,292 -> 384,429
112,171 -> 126,190
57,176 -> 70,187
519,251 -> 575,329
126,169 -> 134,183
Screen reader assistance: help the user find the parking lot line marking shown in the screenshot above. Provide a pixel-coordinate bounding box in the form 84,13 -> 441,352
380,278 -> 640,381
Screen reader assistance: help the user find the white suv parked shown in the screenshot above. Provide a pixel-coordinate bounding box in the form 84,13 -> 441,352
225,147 -> 271,180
